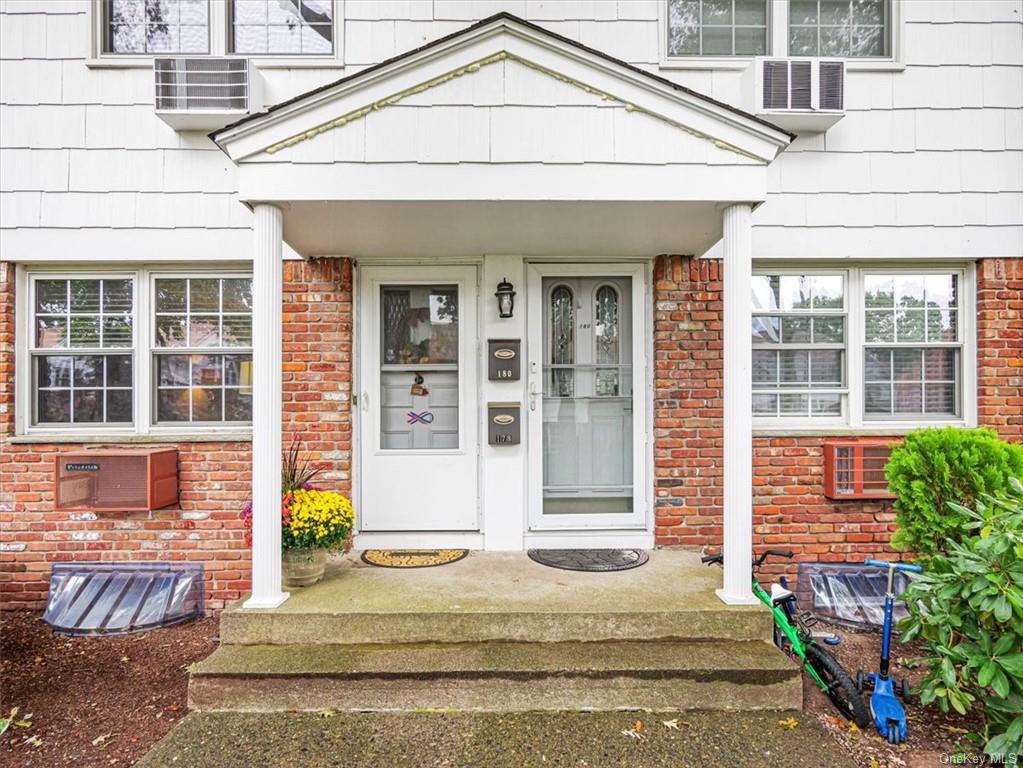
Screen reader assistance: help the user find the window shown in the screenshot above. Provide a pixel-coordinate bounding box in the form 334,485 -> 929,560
862,273 -> 959,418
102,0 -> 210,54
230,0 -> 334,55
153,277 -> 254,424
32,278 -> 135,425
667,0 -> 769,56
24,270 -> 252,433
753,268 -> 970,426
789,0 -> 890,58
752,274 -> 846,418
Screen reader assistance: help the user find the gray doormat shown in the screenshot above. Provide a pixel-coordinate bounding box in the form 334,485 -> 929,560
526,549 -> 649,572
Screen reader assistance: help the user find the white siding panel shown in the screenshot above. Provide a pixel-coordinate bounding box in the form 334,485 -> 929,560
960,150 -> 1023,192
825,110 -> 915,153
777,153 -> 871,193
753,226 -> 1023,260
345,21 -> 397,65
0,1 -> 88,13
990,23 -> 1023,65
434,1 -> 528,20
803,193 -> 898,227
906,23 -> 973,66
843,71 -> 894,110
39,191 -> 135,228
60,61 -> 153,105
752,194 -> 806,227
69,150 -> 163,192
45,12 -> 84,59
1006,109 -> 1023,150
85,105 -> 181,150
0,105 -> 85,148
0,148 -> 69,191
892,66 -> 985,109
346,0 -> 428,19
952,1 -> 1023,23
982,66 -> 1023,108
578,21 -> 658,64
0,191 -> 40,227
0,228 -> 254,263
985,193 -> 1023,225
163,150 -> 237,193
489,105 -> 544,162
526,1 -> 616,21
0,59 -> 61,104
365,107 -> 420,161
395,20 -> 465,53
502,58 -> 606,106
0,12 -> 46,59
333,119 -> 367,161
868,152 -> 963,193
617,0 -> 658,21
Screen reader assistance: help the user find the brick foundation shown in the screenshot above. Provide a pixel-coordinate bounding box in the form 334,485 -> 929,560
0,258 -> 352,611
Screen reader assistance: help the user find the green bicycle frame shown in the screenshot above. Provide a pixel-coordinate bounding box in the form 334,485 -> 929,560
751,579 -> 831,692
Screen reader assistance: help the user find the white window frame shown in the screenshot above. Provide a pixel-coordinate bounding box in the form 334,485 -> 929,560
86,0 -> 344,69
752,263 -> 977,432
751,267 -> 849,426
15,264 -> 254,440
660,0 -> 905,71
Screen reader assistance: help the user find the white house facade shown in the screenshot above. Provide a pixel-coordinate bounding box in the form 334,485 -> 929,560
1,1 -> 1021,611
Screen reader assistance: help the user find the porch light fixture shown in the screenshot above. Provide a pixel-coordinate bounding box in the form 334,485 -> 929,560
495,278 -> 516,319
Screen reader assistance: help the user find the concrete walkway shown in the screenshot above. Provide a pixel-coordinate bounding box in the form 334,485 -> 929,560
137,710 -> 855,768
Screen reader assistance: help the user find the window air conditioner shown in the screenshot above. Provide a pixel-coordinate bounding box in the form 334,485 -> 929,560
742,57 -> 845,133
154,58 -> 262,131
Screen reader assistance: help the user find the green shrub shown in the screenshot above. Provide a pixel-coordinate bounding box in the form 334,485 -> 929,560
899,477 -> 1023,760
886,427 -> 1023,556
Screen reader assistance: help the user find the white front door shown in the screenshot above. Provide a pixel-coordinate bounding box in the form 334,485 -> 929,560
526,264 -> 649,532
358,266 -> 479,531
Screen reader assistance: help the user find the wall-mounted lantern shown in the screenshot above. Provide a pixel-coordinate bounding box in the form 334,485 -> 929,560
495,278 -> 516,319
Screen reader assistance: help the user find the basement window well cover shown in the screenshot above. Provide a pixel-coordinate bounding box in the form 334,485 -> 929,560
44,562 -> 204,636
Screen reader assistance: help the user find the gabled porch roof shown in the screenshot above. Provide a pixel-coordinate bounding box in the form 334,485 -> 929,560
211,13 -> 792,258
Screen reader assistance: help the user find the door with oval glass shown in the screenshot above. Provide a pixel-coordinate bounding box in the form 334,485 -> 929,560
358,266 -> 479,532
526,265 -> 648,532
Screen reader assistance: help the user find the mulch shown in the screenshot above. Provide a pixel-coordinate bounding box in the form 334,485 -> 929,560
1,611 -> 217,768
802,625 -> 985,768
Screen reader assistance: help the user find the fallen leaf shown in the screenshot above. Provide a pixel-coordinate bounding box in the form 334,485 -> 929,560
869,758 -> 879,768
778,717 -> 799,730
633,720 -> 644,733
92,733 -> 113,747
661,719 -> 679,730
24,735 -> 43,748
120,656 -> 130,663
317,710 -> 336,718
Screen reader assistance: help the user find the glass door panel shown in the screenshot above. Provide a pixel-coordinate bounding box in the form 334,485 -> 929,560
541,277 -> 633,516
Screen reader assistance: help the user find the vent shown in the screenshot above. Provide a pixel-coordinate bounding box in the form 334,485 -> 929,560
822,439 -> 896,500
762,60 -> 789,110
790,61 -> 812,110
54,448 -> 178,512
819,61 -> 845,111
155,57 -> 249,111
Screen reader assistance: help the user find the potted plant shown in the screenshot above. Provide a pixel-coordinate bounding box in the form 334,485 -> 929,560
241,438 -> 356,588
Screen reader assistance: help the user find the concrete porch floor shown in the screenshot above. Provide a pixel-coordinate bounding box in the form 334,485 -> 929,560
220,549 -> 771,646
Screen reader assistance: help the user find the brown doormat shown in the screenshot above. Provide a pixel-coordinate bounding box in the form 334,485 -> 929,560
361,549 -> 468,568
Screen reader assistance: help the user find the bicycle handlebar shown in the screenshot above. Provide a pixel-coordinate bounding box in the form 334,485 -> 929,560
864,558 -> 923,574
701,550 -> 793,567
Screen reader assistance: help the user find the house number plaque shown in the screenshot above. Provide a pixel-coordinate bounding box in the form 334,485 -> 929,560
487,339 -> 521,381
488,402 -> 521,446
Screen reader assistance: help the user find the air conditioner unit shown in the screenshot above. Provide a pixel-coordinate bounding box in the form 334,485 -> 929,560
154,58 -> 262,131
822,439 -> 897,501
54,448 -> 178,512
741,57 -> 845,133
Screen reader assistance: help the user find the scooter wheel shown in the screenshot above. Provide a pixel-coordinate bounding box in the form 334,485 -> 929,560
855,671 -> 866,693
887,724 -> 900,744
898,678 -> 910,700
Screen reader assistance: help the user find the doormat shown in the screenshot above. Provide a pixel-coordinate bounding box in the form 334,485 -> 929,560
527,549 -> 649,572
361,550 -> 468,569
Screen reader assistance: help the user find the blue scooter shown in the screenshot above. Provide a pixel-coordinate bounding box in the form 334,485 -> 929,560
856,558 -> 924,744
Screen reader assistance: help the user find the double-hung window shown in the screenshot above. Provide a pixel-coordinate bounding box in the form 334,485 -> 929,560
789,0 -> 891,58
752,267 -> 971,428
667,0 -> 770,56
23,270 -> 253,434
94,0 -> 339,62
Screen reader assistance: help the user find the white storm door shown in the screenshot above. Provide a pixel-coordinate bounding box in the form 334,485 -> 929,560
358,266 -> 479,532
526,264 -> 648,532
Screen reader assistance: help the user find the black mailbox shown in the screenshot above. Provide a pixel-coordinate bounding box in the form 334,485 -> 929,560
487,339 -> 521,381
488,402 -> 521,445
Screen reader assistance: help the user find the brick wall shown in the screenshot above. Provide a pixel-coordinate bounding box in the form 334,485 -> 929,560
0,258 -> 352,611
653,254 -> 1020,581
977,258 -> 1023,440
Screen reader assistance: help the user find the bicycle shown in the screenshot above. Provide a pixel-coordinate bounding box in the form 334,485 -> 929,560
702,549 -> 871,728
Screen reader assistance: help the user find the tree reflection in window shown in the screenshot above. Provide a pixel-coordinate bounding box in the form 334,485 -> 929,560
550,286 -> 574,397
594,285 -> 620,397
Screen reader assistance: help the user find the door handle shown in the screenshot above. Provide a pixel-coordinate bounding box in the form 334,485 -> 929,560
529,380 -> 543,411
361,391 -> 369,412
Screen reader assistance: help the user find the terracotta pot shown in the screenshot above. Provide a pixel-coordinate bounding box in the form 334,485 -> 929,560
282,548 -> 328,587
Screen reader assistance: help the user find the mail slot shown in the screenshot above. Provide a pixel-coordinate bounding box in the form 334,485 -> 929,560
487,339 -> 521,381
488,402 -> 521,445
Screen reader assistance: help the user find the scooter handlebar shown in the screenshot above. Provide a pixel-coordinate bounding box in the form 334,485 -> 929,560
864,558 -> 923,574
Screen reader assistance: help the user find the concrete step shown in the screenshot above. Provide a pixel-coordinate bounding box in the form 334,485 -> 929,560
219,608 -> 773,645
189,640 -> 802,713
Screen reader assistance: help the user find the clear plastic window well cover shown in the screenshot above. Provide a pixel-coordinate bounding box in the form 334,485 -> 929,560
43,562 -> 204,636
793,562 -> 916,631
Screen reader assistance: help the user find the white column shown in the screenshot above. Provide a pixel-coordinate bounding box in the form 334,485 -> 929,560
243,203 -> 289,609
718,203 -> 757,605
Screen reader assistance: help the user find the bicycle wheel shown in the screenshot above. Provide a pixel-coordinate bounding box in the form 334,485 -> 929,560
805,643 -> 871,728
